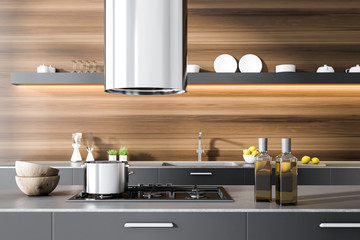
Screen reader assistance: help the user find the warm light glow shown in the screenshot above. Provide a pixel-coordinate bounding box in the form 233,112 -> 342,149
13,84 -> 360,96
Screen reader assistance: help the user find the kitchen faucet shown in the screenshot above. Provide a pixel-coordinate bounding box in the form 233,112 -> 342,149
196,132 -> 205,162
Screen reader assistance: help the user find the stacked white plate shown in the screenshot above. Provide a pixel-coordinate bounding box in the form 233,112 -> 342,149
214,54 -> 263,73
213,54 -> 238,73
238,54 -> 262,73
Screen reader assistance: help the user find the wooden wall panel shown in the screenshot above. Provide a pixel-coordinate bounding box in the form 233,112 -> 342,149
0,0 -> 360,163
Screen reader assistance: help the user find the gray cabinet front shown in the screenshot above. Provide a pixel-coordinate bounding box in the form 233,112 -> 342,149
73,167 -> 158,186
0,168 -> 16,186
331,168 -> 360,185
248,212 -> 360,240
73,168 -> 84,185
58,168 -> 74,185
54,212 -> 246,240
128,168 -> 158,186
159,168 -> 244,185
0,212 -> 51,240
0,168 -> 73,185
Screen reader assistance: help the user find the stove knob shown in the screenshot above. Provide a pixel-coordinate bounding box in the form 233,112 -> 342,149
138,183 -> 144,187
156,183 -> 162,187
148,183 -> 154,187
166,183 -> 173,187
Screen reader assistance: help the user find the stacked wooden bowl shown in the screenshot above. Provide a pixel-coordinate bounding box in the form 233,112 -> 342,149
15,161 -> 60,196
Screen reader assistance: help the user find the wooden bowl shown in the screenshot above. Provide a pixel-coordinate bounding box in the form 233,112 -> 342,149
15,175 -> 60,196
15,161 -> 59,177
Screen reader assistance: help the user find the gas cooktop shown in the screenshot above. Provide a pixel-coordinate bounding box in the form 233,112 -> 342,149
67,184 -> 233,202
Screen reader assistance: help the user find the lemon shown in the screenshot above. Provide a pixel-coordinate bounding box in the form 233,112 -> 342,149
255,161 -> 267,171
252,150 -> 259,156
301,156 -> 311,164
248,146 -> 256,153
281,162 -> 291,172
243,149 -> 251,155
312,157 -> 320,164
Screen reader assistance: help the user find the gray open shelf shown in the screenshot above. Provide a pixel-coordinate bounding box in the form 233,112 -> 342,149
10,72 -> 360,85
188,73 -> 360,84
10,73 -> 104,84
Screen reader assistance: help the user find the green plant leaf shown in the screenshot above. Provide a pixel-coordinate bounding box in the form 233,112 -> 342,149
119,147 -> 128,155
107,149 -> 117,155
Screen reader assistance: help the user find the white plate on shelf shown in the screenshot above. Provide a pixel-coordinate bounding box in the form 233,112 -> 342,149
213,54 -> 237,73
239,54 -> 262,73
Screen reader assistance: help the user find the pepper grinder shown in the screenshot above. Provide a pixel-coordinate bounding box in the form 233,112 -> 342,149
86,148 -> 94,161
71,133 -> 82,162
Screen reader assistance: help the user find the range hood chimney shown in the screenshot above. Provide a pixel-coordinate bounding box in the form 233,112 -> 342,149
105,0 -> 187,95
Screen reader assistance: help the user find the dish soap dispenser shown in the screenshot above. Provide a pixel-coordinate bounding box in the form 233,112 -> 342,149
275,138 -> 297,205
254,138 -> 272,202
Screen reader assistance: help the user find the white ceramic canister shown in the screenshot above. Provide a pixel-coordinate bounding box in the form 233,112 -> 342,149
48,65 -> 56,73
37,64 -> 49,73
316,64 -> 335,73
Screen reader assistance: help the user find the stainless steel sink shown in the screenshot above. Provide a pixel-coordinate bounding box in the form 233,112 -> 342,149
161,161 -> 239,167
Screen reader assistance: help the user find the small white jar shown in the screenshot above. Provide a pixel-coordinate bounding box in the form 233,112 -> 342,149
48,65 -> 56,73
37,64 -> 49,73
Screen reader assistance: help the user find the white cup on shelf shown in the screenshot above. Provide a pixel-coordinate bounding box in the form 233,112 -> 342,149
187,64 -> 200,73
276,64 -> 296,73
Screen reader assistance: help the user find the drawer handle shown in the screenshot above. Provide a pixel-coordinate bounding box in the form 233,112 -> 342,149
190,172 -> 213,176
319,223 -> 360,228
124,223 -> 174,228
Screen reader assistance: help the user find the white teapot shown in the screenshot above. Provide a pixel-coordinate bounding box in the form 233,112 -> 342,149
316,64 -> 335,73
345,64 -> 360,73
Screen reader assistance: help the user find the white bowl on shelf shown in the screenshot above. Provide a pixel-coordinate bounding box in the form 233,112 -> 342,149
243,155 -> 256,164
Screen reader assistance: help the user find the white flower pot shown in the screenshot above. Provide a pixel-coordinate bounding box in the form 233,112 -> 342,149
108,155 -> 117,161
119,155 -> 127,162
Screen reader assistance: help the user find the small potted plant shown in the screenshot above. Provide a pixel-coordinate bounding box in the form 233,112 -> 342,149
119,147 -> 128,162
107,149 -> 117,161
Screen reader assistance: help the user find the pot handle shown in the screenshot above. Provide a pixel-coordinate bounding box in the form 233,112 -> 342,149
125,164 -> 135,175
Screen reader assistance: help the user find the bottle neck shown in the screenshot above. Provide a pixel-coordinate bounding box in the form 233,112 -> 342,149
258,138 -> 267,152
281,138 -> 291,153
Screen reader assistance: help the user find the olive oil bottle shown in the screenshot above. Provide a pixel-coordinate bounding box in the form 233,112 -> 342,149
275,138 -> 297,205
254,138 -> 272,202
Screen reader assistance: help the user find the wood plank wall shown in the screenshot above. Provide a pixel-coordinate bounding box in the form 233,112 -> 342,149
0,0 -> 360,162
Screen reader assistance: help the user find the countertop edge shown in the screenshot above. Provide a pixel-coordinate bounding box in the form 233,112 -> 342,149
2,161 -> 360,169
1,209 -> 360,213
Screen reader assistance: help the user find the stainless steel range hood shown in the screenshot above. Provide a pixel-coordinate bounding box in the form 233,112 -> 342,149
105,0 -> 187,95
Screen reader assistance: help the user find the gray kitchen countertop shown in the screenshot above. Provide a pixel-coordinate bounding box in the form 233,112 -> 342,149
1,160 -> 360,168
1,185 -> 360,212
